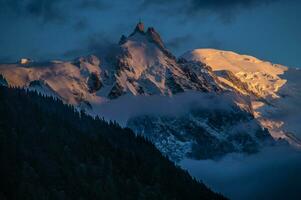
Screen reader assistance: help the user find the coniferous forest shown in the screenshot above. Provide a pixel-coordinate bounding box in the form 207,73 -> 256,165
0,86 -> 226,200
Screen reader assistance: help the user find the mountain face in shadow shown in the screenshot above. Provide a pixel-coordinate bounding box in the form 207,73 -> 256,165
0,85 -> 226,200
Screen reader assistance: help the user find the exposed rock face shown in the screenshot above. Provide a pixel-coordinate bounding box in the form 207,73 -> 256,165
118,35 -> 127,45
130,21 -> 145,36
128,103 -> 273,161
136,21 -> 145,32
146,27 -> 164,49
214,70 -> 260,99
0,22 -> 293,162
181,49 -> 287,99
28,80 -> 59,98
180,60 -> 222,92
88,72 -> 102,93
180,48 -> 301,147
0,74 -> 8,86
108,82 -> 125,99
107,23 -> 223,99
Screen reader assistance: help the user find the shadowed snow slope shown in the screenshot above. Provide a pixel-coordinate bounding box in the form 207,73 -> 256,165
182,49 -> 301,147
0,23 -> 299,160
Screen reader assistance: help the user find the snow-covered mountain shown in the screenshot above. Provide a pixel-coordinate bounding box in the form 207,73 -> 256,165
108,22 -> 222,99
181,49 -> 287,99
0,22 -> 299,161
181,49 -> 301,147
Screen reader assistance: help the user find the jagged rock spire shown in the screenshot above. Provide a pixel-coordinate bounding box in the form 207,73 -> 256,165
130,21 -> 145,36
126,22 -> 174,59
119,35 -> 127,45
146,27 -> 164,49
135,21 -> 144,32
129,22 -> 165,48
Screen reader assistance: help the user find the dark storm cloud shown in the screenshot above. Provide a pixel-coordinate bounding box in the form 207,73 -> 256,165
0,0 -> 65,22
0,0 -> 281,23
73,18 -> 89,31
142,0 -> 280,22
85,32 -> 121,58
186,0 -> 277,11
0,0 -> 300,67
63,31 -> 121,61
77,0 -> 108,10
0,0 -> 108,23
25,0 -> 64,22
143,0 -> 279,12
166,35 -> 193,50
166,33 -> 223,55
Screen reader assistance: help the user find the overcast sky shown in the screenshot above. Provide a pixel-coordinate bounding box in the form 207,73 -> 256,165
0,0 -> 300,67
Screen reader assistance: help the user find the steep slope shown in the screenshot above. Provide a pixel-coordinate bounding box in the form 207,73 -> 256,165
127,97 -> 271,161
0,57 -> 102,106
0,23 -> 280,161
182,49 -> 287,99
258,68 -> 301,146
181,48 -> 301,147
0,85 -> 226,200
0,25 -> 221,103
107,23 -> 222,99
0,74 -> 7,86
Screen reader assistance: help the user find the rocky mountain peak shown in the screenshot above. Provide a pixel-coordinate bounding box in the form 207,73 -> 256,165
146,27 -> 164,49
136,21 -> 145,32
119,35 -> 127,45
127,23 -> 167,52
130,21 -> 145,36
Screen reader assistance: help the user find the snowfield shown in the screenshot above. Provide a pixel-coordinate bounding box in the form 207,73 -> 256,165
0,23 -> 300,160
181,48 -> 301,147
181,48 -> 287,99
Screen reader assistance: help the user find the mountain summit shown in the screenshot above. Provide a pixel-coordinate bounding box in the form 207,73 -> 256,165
0,23 -> 299,161
133,21 -> 145,34
108,22 -> 221,99
128,22 -> 166,50
126,22 -> 160,45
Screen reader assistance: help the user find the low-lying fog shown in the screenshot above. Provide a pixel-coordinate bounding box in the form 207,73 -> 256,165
91,87 -> 301,200
181,146 -> 301,200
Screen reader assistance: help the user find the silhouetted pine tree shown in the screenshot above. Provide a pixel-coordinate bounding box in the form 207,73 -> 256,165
0,86 -> 226,200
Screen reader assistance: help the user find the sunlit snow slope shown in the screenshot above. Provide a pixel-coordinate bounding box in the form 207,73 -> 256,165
0,23 -> 300,159
182,49 -> 301,147
0,58 -> 103,108
182,49 -> 287,99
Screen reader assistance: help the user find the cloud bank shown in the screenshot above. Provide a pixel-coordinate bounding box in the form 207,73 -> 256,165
181,146 -> 301,200
143,0 -> 280,22
90,92 -> 237,126
0,0 -> 281,24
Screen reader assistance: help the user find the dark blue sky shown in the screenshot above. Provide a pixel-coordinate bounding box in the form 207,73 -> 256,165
0,0 -> 300,67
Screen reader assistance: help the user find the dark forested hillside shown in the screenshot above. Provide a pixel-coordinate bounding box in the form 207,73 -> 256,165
0,86 -> 225,200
